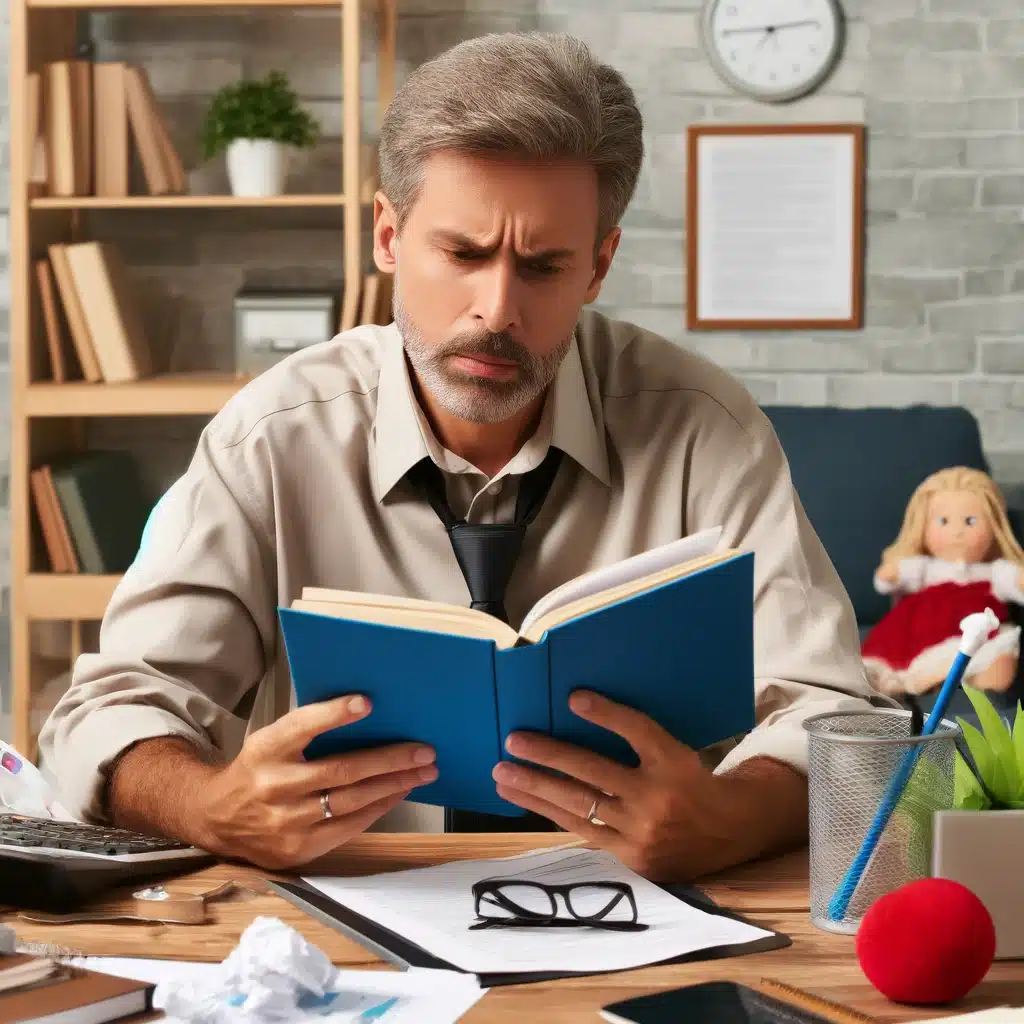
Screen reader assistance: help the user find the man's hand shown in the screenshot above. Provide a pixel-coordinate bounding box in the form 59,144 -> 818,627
110,695 -> 436,870
491,690 -> 807,882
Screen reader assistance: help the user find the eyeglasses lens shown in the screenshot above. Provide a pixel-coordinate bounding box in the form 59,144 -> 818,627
566,884 -> 634,923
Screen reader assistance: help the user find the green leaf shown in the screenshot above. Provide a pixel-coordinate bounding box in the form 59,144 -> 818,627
954,750 -> 991,810
958,718 -> 997,790
1013,702 -> 1024,790
963,684 -> 1019,797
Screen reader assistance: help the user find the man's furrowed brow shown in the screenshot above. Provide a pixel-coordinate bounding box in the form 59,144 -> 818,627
427,229 -> 576,260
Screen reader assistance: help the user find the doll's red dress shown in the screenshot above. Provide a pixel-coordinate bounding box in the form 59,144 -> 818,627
861,556 -> 1023,694
862,581 -> 1009,671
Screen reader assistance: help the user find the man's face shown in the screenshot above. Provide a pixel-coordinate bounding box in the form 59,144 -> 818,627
374,150 -> 619,423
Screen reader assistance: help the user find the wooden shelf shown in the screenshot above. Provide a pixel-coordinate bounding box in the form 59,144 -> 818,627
25,573 -> 121,620
10,0 -> 391,758
31,193 -> 355,210
25,372 -> 251,417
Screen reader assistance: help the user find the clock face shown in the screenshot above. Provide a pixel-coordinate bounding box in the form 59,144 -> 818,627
702,0 -> 843,102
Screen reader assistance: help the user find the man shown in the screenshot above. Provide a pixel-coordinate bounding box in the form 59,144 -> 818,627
39,31 -> 876,882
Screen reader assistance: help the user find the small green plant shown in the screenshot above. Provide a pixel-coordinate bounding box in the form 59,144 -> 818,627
953,684 -> 1024,811
200,70 -> 319,161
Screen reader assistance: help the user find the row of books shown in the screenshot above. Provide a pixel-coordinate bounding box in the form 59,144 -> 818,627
30,450 -> 154,575
35,241 -> 154,384
28,59 -> 186,198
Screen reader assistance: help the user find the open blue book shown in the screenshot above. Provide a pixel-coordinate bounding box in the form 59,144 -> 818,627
279,527 -> 755,817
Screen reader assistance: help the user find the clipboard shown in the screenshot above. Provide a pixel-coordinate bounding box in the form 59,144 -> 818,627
267,877 -> 792,988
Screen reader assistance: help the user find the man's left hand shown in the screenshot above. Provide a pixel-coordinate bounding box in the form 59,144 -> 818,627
491,690 -> 806,882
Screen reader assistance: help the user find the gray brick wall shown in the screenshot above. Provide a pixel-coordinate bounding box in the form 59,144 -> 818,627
1,0 -> 1023,716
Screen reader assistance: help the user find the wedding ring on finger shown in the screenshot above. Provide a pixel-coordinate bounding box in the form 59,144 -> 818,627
586,797 -> 605,827
320,790 -> 334,820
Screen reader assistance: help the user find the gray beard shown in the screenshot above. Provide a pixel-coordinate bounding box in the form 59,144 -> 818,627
393,287 -> 571,425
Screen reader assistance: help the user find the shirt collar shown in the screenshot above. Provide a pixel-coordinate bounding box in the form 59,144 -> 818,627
372,322 -> 610,503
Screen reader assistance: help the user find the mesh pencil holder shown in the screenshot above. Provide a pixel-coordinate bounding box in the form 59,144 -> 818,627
804,708 -> 958,935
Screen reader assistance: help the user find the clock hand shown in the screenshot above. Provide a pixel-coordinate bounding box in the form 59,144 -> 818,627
773,18 -> 822,31
720,19 -> 821,36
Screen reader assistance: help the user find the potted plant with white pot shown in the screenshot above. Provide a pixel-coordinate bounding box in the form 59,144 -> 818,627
930,684 -> 1024,959
200,70 -> 319,197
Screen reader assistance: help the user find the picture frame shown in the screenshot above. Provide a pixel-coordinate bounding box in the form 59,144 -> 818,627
685,123 -> 866,331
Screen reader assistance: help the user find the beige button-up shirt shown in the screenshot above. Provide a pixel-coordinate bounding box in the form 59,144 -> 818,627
39,309 -> 876,831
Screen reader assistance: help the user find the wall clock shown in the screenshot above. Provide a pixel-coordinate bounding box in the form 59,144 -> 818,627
701,0 -> 845,103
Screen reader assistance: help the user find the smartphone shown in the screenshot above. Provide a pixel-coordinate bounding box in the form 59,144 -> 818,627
600,980 -> 837,1024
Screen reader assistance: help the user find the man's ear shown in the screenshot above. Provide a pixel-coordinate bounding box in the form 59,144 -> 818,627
373,191 -> 399,273
583,227 -> 621,304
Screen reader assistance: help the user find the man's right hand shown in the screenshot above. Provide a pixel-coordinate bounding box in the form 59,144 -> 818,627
194,695 -> 436,868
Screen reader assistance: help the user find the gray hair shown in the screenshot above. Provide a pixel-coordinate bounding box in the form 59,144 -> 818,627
379,32 -> 644,242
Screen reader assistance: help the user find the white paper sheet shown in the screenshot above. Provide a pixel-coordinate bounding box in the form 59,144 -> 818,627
303,845 -> 772,975
695,132 -> 857,322
65,957 -> 485,1023
520,526 -> 723,635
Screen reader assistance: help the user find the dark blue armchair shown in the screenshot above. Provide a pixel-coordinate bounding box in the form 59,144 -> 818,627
763,404 -> 1024,725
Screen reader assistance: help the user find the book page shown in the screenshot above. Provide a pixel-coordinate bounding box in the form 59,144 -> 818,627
519,526 -> 723,637
304,845 -> 772,975
292,598 -> 519,648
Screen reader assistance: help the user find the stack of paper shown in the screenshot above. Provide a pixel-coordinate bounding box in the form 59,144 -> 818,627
303,845 -> 775,975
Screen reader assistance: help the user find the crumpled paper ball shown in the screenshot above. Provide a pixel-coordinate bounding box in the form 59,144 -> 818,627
154,916 -> 343,1023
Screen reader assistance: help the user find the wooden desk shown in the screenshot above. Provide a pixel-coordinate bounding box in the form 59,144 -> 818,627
4,834 -> 1023,1022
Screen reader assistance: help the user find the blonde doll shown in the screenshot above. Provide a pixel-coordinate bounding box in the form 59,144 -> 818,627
862,467 -> 1024,697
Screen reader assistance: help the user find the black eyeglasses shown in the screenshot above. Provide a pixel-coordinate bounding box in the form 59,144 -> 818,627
470,878 -> 648,931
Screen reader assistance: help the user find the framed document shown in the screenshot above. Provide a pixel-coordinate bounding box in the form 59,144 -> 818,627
685,124 -> 865,330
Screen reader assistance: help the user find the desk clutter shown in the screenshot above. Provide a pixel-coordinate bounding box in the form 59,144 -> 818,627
4,608 -> 1024,1019
0,917 -> 484,1023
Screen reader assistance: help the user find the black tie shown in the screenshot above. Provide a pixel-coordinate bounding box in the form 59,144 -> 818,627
407,445 -> 565,835
406,446 -> 563,624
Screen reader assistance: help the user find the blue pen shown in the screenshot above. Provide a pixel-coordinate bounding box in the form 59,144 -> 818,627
826,606 -> 1000,924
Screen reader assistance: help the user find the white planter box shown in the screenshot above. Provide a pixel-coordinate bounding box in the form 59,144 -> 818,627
226,138 -> 289,196
932,809 -> 1024,960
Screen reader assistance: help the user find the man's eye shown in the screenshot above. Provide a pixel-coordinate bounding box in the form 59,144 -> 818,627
966,516 -> 977,526
938,516 -> 949,526
522,263 -> 561,277
451,250 -> 483,262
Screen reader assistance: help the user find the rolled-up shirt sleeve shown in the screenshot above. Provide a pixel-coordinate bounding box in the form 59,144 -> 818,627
37,425 -> 277,823
684,392 -> 883,778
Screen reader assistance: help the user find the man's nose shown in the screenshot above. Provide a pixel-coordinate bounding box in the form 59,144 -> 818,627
472,260 -> 521,335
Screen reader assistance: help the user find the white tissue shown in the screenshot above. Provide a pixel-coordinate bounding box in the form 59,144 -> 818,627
0,741 -> 74,820
153,917 -> 386,1023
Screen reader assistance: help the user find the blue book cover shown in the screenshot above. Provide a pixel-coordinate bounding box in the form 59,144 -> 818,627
279,548 -> 755,817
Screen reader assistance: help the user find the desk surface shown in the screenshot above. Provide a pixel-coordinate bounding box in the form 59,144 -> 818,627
3,834 -> 1022,1022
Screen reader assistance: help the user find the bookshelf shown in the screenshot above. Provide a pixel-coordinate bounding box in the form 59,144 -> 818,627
9,0 -> 398,757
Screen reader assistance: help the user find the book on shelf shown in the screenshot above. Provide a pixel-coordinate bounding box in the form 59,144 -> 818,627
338,271 -> 394,333
32,58 -> 184,199
0,952 -> 155,1023
279,528 -> 756,817
29,450 -> 154,576
36,239 -> 153,385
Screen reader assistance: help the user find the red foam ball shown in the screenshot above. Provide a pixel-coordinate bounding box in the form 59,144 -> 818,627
856,878 -> 996,1006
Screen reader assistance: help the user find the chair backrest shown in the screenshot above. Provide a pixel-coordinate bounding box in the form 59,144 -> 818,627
762,405 -> 989,627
